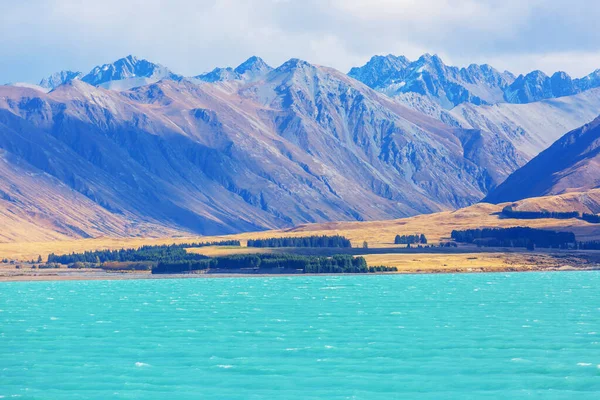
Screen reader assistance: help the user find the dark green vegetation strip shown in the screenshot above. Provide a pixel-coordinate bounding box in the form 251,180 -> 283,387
152,254 -> 397,274
47,241 -> 240,264
247,235 -> 352,248
502,206 -> 600,223
394,234 -> 427,245
451,227 -> 576,249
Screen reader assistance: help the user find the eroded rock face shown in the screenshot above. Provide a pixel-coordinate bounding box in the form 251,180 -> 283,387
0,58 -> 526,239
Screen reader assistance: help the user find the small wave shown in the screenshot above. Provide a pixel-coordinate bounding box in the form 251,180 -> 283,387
577,363 -> 592,366
217,365 -> 233,369
135,362 -> 150,367
50,317 -> 59,321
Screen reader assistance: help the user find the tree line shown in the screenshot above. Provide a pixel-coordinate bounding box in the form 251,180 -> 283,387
502,206 -> 600,224
451,227 -> 576,249
47,241 -> 239,264
582,213 -> 600,224
246,235 -> 352,248
152,253 -> 397,274
501,206 -> 579,220
577,241 -> 600,250
394,234 -> 427,245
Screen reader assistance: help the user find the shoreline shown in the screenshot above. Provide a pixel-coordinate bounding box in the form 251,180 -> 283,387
2,265 -> 599,283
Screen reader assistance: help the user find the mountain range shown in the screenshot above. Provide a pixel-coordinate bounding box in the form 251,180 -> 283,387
0,53 -> 599,241
349,54 -> 600,107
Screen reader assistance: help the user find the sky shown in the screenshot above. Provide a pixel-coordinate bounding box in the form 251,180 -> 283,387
1,0 -> 600,84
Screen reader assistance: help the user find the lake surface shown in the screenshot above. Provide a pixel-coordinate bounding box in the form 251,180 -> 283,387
1,272 -> 600,399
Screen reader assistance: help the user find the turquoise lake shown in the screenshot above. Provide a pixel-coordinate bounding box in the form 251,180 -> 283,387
1,272 -> 600,399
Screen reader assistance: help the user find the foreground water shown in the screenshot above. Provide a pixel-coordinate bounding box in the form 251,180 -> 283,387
1,273 -> 599,399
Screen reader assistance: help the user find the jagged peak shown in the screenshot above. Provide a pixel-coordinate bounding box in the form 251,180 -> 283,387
551,71 -> 572,79
416,53 -> 443,64
194,56 -> 272,83
371,54 -> 410,64
194,67 -> 237,83
234,56 -> 272,75
123,54 -> 138,63
274,58 -> 315,73
80,55 -> 179,88
523,70 -> 549,79
39,70 -> 83,89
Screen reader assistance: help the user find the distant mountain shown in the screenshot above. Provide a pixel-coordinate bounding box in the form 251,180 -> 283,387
39,70 -> 83,90
194,56 -> 272,83
81,55 -> 181,90
350,54 -> 600,107
485,116 -> 600,203
450,88 -> 600,159
503,69 -> 600,104
347,55 -> 410,88
0,58 -> 528,241
349,54 -> 515,108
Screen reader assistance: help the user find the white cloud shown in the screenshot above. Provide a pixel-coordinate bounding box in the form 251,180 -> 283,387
1,0 -> 599,83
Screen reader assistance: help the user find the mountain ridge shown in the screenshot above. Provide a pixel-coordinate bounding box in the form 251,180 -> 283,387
350,54 -> 600,107
0,58 -> 531,241
1,54 -> 600,241
485,116 -> 600,203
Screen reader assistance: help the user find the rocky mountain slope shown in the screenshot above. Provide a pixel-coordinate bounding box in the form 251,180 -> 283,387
386,88 -> 600,161
485,116 -> 600,203
0,58 -> 529,241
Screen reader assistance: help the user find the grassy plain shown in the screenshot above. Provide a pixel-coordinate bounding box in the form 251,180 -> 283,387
1,194 -> 599,280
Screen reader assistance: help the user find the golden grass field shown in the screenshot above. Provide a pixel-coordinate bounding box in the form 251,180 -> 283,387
2,201 -> 599,261
0,190 -> 599,279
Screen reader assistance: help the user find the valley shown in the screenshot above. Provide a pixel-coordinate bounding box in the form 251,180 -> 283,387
1,53 -> 600,279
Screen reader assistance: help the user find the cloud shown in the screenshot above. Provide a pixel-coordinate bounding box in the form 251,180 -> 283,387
1,0 -> 599,83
